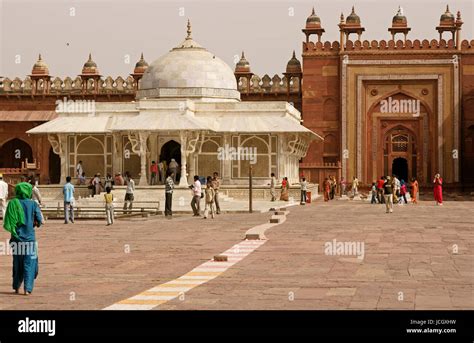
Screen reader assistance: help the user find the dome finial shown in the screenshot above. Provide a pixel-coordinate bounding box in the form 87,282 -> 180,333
311,7 -> 315,15
351,5 -> 355,14
398,5 -> 403,15
186,19 -> 192,40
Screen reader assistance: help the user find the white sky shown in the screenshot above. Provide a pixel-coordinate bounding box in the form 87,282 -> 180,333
0,0 -> 472,78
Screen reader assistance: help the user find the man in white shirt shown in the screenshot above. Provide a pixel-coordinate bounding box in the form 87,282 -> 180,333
76,160 -> 84,178
190,175 -> 202,216
0,174 -> 8,218
300,177 -> 308,205
123,172 -> 135,214
269,172 -> 277,201
169,159 -> 179,183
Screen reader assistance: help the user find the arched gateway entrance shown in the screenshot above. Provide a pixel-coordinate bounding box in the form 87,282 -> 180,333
392,157 -> 408,182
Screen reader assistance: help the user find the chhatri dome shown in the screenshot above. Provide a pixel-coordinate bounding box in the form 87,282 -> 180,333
440,5 -> 455,24
346,6 -> 361,25
306,7 -> 321,28
392,6 -> 408,27
31,54 -> 49,75
138,20 -> 239,101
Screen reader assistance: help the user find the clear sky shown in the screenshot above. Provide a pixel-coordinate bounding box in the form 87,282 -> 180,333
0,0 -> 472,79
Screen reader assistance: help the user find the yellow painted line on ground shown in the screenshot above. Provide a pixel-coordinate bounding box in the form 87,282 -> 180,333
118,299 -> 167,306
103,208 -> 290,311
139,291 -> 182,296
186,271 -> 223,277
158,282 -> 203,288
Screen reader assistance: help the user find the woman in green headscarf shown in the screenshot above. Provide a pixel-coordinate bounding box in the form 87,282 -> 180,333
3,182 -> 43,295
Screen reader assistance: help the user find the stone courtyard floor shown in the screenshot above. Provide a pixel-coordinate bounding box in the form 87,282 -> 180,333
0,199 -> 472,310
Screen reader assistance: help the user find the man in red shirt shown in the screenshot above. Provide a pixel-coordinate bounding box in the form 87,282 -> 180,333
150,161 -> 158,185
377,176 -> 386,204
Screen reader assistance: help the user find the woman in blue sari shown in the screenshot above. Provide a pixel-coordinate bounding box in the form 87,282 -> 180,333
3,182 -> 43,295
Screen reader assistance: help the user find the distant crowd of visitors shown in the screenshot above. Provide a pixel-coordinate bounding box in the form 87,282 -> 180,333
319,173 -> 444,213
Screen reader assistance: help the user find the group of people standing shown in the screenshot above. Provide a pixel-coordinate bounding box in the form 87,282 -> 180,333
150,159 -> 179,185
187,172 -> 221,219
373,175 -> 420,213
269,173 -> 299,203
322,176 -> 359,201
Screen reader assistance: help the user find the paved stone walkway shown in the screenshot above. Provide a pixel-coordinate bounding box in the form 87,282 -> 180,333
0,212 -> 269,310
158,200 -> 473,310
0,199 -> 472,310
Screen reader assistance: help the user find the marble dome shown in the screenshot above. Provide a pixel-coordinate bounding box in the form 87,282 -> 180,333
138,21 -> 239,101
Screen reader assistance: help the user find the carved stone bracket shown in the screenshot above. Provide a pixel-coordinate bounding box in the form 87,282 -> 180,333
47,134 -> 63,155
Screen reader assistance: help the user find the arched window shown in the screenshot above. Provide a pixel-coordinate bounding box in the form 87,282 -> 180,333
68,135 -> 111,177
391,134 -> 409,152
198,137 -> 222,178
231,134 -> 277,178
0,138 -> 33,168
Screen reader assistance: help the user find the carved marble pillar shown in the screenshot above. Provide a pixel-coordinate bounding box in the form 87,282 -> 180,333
112,133 -> 122,175
222,134 -> 232,184
48,133 -> 67,184
128,131 -> 150,185
178,131 -> 200,188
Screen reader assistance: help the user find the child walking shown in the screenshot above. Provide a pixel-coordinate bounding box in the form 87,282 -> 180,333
370,182 -> 378,204
104,186 -> 114,225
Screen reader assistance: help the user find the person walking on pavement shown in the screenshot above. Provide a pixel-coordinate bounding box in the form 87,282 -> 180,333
203,176 -> 216,219
211,172 -> 221,214
377,176 -> 386,204
63,176 -> 75,224
269,173 -> 277,202
123,173 -> 135,214
3,182 -> 43,295
351,176 -> 359,197
339,177 -> 347,197
0,174 -> 8,219
433,173 -> 443,206
165,171 -> 174,217
300,177 -> 308,205
104,187 -> 114,226
411,177 -> 419,204
190,175 -> 202,216
383,176 -> 394,213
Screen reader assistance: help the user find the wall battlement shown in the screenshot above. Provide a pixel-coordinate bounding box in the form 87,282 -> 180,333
303,39 -> 474,55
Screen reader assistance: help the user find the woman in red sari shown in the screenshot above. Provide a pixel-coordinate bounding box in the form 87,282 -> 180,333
433,173 -> 443,206
410,177 -> 419,204
280,177 -> 289,201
